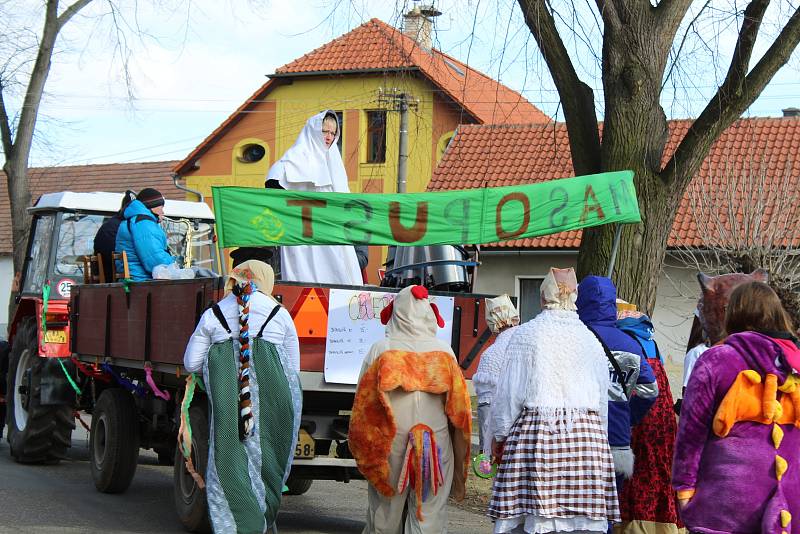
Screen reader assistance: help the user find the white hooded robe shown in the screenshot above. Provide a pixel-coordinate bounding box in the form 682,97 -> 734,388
266,110 -> 362,286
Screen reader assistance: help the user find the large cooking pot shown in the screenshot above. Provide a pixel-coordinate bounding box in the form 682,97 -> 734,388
390,245 -> 470,291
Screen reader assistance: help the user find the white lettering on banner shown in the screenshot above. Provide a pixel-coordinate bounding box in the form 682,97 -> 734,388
323,288 -> 454,384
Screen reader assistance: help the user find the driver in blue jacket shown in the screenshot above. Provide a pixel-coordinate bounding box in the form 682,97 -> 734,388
115,188 -> 176,281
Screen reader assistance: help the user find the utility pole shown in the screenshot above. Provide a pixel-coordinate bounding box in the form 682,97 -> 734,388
377,87 -> 418,193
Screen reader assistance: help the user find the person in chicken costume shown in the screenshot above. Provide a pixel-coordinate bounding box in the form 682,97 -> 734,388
350,285 -> 472,533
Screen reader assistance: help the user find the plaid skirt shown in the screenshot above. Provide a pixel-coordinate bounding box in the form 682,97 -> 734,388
488,408 -> 620,523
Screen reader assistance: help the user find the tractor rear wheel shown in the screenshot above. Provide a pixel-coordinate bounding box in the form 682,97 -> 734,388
6,318 -> 74,463
90,388 -> 140,493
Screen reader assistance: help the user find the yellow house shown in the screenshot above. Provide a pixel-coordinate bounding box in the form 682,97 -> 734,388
173,12 -> 549,279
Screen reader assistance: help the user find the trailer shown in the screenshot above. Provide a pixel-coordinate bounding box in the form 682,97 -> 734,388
2,191 -> 492,532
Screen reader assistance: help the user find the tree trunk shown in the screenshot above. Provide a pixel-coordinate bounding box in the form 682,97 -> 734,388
576,5 -> 675,315
577,170 -> 678,315
4,161 -> 32,276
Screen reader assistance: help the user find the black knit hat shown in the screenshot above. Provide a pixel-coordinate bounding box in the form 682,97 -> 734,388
137,188 -> 165,209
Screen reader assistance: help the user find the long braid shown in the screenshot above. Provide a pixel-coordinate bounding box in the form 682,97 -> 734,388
235,280 -> 256,439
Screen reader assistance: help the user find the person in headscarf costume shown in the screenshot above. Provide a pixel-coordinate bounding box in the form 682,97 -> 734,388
349,285 -> 472,533
183,260 -> 302,534
489,268 -> 620,534
265,110 -> 362,286
473,294 -> 521,456
615,309 -> 682,534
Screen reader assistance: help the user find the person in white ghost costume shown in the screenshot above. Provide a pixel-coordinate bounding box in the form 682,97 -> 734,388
349,285 -> 472,534
265,110 -> 362,286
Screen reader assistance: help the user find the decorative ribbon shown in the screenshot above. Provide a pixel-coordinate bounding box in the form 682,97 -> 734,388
41,281 -> 51,341
177,373 -> 205,488
101,363 -> 147,397
144,363 -> 171,401
74,410 -> 91,432
56,358 -> 81,395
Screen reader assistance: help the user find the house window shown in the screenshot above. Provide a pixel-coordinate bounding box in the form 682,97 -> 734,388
366,110 -> 386,163
516,276 -> 544,324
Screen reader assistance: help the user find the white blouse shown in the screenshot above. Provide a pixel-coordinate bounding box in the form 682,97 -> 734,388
183,291 -> 300,374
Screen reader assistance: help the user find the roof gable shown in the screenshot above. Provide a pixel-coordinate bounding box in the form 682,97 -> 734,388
0,161 -> 182,255
429,117 -> 800,249
174,18 -> 549,175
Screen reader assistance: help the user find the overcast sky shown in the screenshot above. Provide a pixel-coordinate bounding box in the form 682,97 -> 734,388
4,0 -> 799,168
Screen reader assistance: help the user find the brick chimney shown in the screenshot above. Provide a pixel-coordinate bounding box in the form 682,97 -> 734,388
783,107 -> 800,118
403,4 -> 442,51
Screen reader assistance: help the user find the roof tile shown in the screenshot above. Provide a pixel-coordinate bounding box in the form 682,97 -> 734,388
430,117 -> 800,249
0,161 -> 181,255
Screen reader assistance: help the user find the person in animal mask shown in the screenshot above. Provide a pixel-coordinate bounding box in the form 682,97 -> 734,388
265,110 -> 362,286
349,285 -> 472,533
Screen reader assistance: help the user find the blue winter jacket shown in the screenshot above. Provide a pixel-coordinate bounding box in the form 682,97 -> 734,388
576,276 -> 658,449
115,200 -> 175,281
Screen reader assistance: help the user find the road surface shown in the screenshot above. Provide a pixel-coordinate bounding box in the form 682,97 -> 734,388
0,426 -> 491,533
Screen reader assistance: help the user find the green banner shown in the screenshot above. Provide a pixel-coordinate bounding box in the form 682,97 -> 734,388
212,170 -> 640,247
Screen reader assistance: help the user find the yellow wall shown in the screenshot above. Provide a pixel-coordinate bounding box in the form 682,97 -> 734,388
183,74 -> 459,198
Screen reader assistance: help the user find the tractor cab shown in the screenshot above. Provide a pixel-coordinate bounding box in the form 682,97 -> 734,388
12,191 -> 219,347
19,191 -> 219,300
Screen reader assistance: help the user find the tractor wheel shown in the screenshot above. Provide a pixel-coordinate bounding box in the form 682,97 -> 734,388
90,388 -> 140,493
174,402 -> 211,533
6,318 -> 74,463
284,473 -> 313,496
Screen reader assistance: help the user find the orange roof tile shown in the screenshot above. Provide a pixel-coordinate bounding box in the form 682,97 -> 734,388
430,117 -> 800,249
275,18 -> 550,125
0,161 -> 182,255
174,18 -> 549,175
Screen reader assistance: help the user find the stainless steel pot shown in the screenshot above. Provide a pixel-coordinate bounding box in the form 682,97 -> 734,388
391,245 -> 469,290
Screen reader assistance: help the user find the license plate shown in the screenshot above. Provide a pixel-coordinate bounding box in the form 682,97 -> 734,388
294,429 -> 315,459
44,330 -> 67,344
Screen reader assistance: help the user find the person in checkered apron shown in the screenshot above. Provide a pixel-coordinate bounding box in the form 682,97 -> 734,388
488,268 -> 620,533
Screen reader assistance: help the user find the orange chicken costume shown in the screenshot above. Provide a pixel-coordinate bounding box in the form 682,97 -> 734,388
350,285 -> 471,534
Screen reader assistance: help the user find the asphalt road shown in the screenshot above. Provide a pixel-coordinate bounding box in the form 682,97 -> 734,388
0,425 -> 491,533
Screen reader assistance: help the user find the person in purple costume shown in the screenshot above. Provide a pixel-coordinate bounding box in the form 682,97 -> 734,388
673,281 -> 800,534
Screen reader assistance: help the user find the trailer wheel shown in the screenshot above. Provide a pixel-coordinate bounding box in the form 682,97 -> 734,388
0,339 -> 9,435
284,473 -> 313,495
90,388 -> 140,493
6,318 -> 74,463
174,403 -> 211,533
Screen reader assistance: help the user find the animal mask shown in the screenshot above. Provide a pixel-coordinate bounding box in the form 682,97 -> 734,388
697,270 -> 769,344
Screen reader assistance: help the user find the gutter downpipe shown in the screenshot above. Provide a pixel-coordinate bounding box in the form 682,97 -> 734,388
172,173 -> 203,203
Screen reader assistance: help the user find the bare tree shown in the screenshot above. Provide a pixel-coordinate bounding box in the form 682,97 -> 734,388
517,0 -> 800,313
1,1 -> 96,281
672,154 -> 800,325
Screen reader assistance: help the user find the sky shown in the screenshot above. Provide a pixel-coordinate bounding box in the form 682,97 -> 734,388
3,0 -> 799,168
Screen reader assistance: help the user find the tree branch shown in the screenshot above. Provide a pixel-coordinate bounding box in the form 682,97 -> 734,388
0,84 -> 13,159
662,3 -> 800,187
517,0 -> 601,175
57,0 -> 93,31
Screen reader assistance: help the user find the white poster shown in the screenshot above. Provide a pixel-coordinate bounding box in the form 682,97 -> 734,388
324,288 -> 454,384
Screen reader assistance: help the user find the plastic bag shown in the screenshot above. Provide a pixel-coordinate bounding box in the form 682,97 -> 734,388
152,262 -> 195,280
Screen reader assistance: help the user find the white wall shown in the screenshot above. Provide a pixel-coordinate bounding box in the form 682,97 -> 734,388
0,255 -> 11,337
476,250 -> 702,397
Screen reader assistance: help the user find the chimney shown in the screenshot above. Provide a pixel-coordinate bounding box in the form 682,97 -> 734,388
403,4 -> 442,51
783,107 -> 800,118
